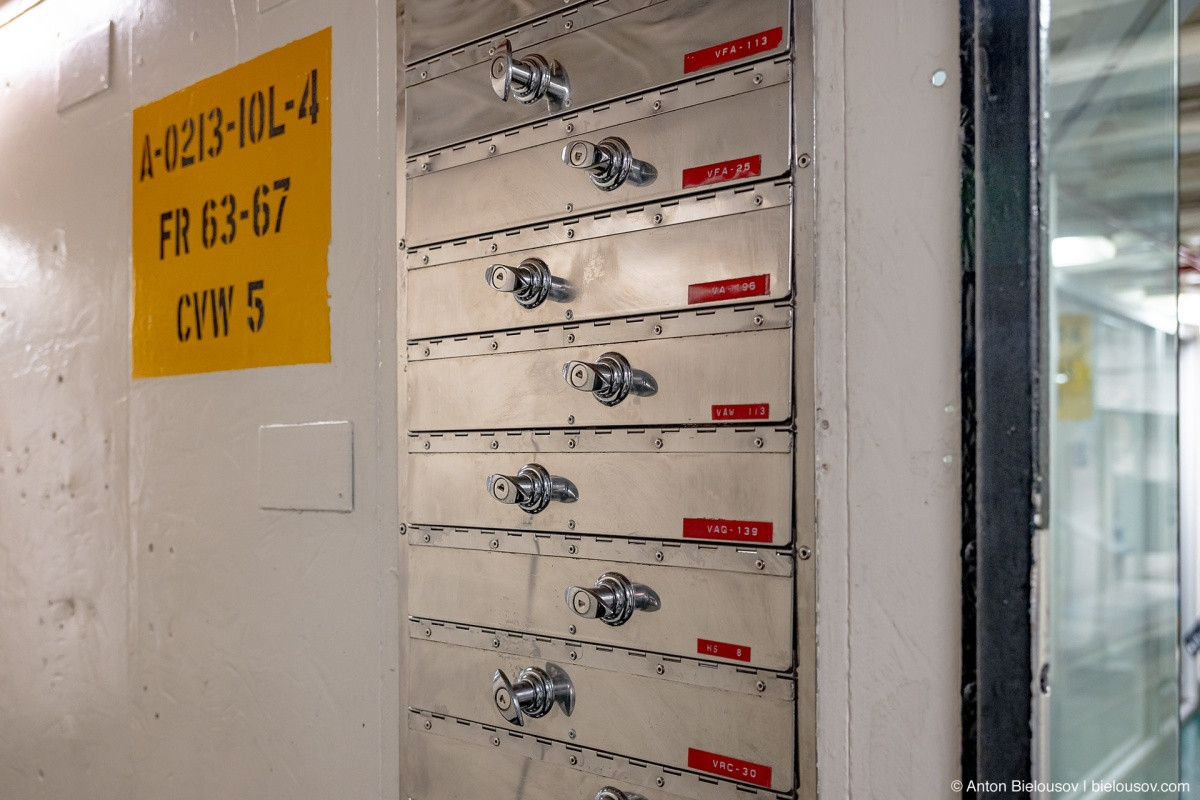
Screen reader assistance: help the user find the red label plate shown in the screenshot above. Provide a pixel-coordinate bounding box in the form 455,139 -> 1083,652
697,638 -> 752,662
683,518 -> 773,543
684,27 -> 785,73
687,748 -> 772,788
712,403 -> 769,421
682,155 -> 761,189
688,274 -> 770,305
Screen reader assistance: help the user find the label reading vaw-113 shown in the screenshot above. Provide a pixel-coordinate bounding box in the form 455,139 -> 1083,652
132,28 -> 331,378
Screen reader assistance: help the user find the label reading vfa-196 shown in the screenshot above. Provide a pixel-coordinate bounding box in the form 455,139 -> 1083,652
132,28 -> 331,378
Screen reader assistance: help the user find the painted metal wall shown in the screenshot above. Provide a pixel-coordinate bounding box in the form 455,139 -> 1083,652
0,2 -> 398,799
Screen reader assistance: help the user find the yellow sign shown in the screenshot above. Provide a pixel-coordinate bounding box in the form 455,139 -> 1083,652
1057,313 -> 1093,421
132,28 -> 331,378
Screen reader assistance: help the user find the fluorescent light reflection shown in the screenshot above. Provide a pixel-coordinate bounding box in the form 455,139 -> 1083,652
1052,235 -> 1117,267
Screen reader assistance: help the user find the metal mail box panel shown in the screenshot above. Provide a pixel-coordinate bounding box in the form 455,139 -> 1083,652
407,450 -> 793,547
407,81 -> 790,246
407,201 -> 791,339
407,733 -> 702,800
406,0 -> 790,155
408,638 -> 796,792
409,547 -> 793,670
405,0 -> 579,65
408,326 -> 792,431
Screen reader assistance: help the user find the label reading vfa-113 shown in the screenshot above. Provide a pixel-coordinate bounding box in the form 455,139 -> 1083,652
132,28 -> 331,378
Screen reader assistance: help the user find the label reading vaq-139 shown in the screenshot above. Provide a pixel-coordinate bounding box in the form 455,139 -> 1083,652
132,28 -> 331,378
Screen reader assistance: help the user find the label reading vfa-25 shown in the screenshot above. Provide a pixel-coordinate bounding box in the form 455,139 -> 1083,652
132,28 -> 331,378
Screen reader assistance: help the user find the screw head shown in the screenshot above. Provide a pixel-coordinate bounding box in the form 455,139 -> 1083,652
421,162 -> 429,172
399,523 -> 407,534
652,213 -> 663,225
424,628 -> 431,637
566,229 -> 575,239
568,729 -> 576,739
566,333 -> 575,344
756,680 -> 766,692
490,341 -> 499,350
569,650 -> 577,660
567,520 -> 576,530
565,123 -> 574,134
423,440 -> 431,449
420,70 -> 428,79
752,314 -> 764,326
424,719 -> 432,729
565,309 -> 574,320
489,242 -> 498,253
568,624 -> 577,634
422,534 -> 431,543
754,195 -> 763,206
568,544 -> 577,554
753,73 -> 763,84
754,559 -> 765,570
492,736 -> 501,747
656,778 -> 665,788
652,324 -> 663,335
567,438 -> 577,449
492,638 -> 501,648
653,438 -> 663,449
798,153 -> 812,168
564,20 -> 573,29
799,546 -> 813,560
652,100 -> 662,111
490,538 -> 500,549
569,755 -> 578,765
567,415 -> 575,424
654,551 -> 664,562
421,254 -> 430,263
490,440 -> 499,449
656,664 -> 665,675
754,437 -> 764,448
564,202 -> 573,212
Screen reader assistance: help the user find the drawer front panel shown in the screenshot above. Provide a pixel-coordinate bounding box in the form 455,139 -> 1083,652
408,327 -> 792,431
408,204 -> 791,339
407,82 -> 790,246
409,547 -> 793,670
405,0 -> 575,64
407,732 -> 701,800
407,0 -> 790,154
407,450 -> 793,547
408,638 -> 796,792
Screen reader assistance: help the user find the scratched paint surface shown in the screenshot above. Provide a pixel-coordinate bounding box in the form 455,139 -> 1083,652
0,3 -> 398,799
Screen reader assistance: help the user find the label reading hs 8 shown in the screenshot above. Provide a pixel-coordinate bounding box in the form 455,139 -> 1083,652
131,28 -> 331,378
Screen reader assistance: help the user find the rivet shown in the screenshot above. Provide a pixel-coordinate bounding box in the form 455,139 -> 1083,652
424,628 -> 431,637
421,162 -> 429,172
422,254 -> 430,264
799,546 -> 812,560
490,538 -> 500,549
398,238 -> 406,249
490,341 -> 499,350
754,195 -> 763,206
754,559 -> 765,570
569,651 -> 577,660
568,729 -> 577,739
567,415 -> 575,424
566,333 -> 576,344
568,624 -> 577,634
565,123 -> 574,134
565,309 -> 574,320
564,203 -> 573,212
566,229 -> 575,239
420,70 -> 428,79
656,778 -> 665,788
653,438 -> 663,449
652,213 -> 663,225
488,47 -> 496,55
424,720 -> 432,729
798,153 -> 812,168
568,544 -> 577,554
568,438 -> 577,449
489,242 -> 498,252
652,324 -> 663,335
569,755 -> 578,766
652,100 -> 662,111
492,638 -> 501,648
754,437 -> 764,448
567,520 -> 576,530
422,534 -> 431,544
491,440 -> 499,449
656,664 -> 665,675
756,680 -> 766,692
753,73 -> 763,84
752,315 -> 764,326
564,20 -> 573,29
489,144 -> 497,154
492,737 -> 501,747
399,523 -> 407,535
423,440 -> 431,449
654,551 -> 664,562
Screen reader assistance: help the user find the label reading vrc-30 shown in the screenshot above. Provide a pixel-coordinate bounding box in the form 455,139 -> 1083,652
132,28 -> 331,378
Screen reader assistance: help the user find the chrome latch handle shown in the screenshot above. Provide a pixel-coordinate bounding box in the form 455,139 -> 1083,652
565,571 -> 660,627
490,40 -> 570,109
595,789 -> 646,800
485,257 -> 571,309
562,352 -> 657,406
486,463 -> 578,514
562,137 -> 657,192
491,663 -> 575,726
